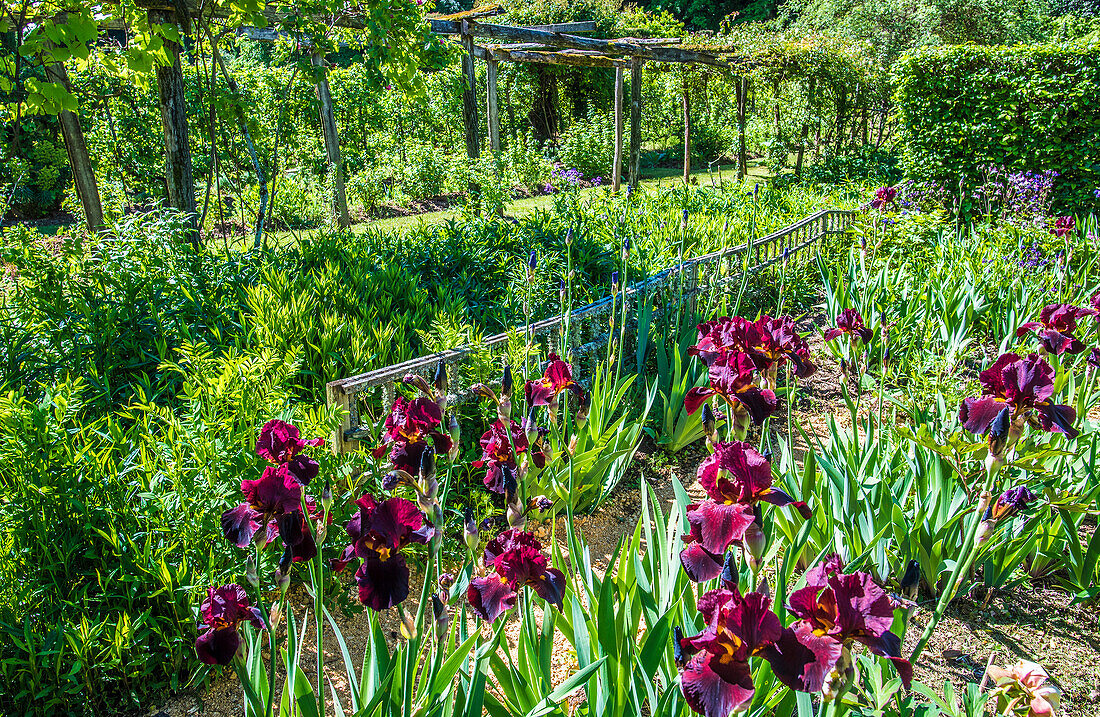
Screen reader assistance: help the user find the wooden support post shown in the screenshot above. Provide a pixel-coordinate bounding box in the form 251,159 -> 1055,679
736,75 -> 749,180
612,66 -> 623,192
460,21 -> 481,204
44,60 -> 104,232
312,52 -> 351,228
460,22 -> 481,161
629,59 -> 642,188
682,68 -> 691,185
795,75 -> 816,177
486,56 -> 501,153
149,9 -> 197,239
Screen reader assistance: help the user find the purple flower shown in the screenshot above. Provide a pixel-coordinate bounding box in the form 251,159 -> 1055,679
467,530 -> 566,622
195,584 -> 265,665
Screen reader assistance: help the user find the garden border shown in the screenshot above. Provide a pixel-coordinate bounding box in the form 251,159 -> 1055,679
325,207 -> 854,453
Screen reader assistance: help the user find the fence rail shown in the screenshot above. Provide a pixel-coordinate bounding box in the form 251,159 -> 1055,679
326,208 -> 855,453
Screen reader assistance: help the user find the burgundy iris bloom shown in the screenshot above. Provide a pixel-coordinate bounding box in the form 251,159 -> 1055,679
331,494 -> 435,611
1016,303 -> 1095,355
681,442 -> 809,581
1089,347 -> 1100,369
824,309 -> 873,345
195,584 -> 265,665
764,554 -> 912,693
676,586 -> 782,717
684,351 -> 777,425
467,529 -> 566,622
688,316 -> 763,368
870,186 -> 897,210
754,315 -> 817,380
1091,290 -> 1100,315
1052,215 -> 1075,237
256,419 -> 324,486
524,353 -> 586,407
475,419 -> 532,494
987,485 -> 1036,521
372,396 -> 454,475
958,352 -> 1078,442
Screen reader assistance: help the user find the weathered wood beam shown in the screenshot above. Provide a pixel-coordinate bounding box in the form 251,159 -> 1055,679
43,59 -> 104,231
629,59 -> 642,188
431,19 -> 595,34
460,20 -> 727,67
612,65 -> 623,192
682,68 -> 691,185
486,56 -> 500,153
493,48 -> 629,69
312,52 -> 351,228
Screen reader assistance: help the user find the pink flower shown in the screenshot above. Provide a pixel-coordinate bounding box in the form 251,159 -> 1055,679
987,660 -> 1060,716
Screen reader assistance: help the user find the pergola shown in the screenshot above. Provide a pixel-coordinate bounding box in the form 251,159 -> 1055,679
48,2 -> 752,235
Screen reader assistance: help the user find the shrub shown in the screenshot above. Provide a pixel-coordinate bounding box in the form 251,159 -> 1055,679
894,43 -> 1100,214
556,110 -> 614,181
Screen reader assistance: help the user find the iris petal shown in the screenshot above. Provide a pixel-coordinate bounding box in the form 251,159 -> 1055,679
196,627 -> 241,666
762,624 -> 841,693
355,554 -> 411,611
467,575 -> 518,622
680,543 -> 726,582
680,652 -> 755,717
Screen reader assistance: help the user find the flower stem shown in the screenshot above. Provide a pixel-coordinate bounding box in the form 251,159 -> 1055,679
908,462 -> 999,663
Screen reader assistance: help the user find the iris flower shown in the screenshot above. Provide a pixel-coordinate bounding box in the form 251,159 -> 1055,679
870,186 -> 897,210
467,529 -> 566,622
1016,303 -> 1095,355
680,442 -> 809,581
372,396 -> 454,475
765,555 -> 912,696
1051,215 -> 1075,238
331,494 -> 435,611
475,419 -> 539,494
255,419 -> 324,485
752,315 -> 817,385
676,581 -> 783,717
823,309 -> 873,345
688,316 -> 762,368
195,584 -> 265,665
958,352 -> 1079,461
524,353 -> 586,420
684,352 -> 777,439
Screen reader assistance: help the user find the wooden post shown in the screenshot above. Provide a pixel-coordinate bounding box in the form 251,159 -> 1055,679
44,60 -> 104,231
834,87 -> 848,156
612,65 -> 623,192
312,52 -> 351,228
629,58 -> 642,188
486,55 -> 501,153
149,9 -> 197,238
460,21 -> 481,161
795,75 -> 816,177
682,68 -> 691,185
736,75 -> 749,180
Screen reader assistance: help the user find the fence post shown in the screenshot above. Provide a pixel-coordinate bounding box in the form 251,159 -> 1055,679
149,8 -> 197,240
486,55 -> 501,153
612,65 -> 624,192
312,52 -> 351,228
629,58 -> 643,188
326,383 -> 357,454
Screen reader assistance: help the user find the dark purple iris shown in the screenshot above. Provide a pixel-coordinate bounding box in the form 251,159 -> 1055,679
764,554 -> 912,695
688,316 -> 761,368
222,421 -> 321,559
1091,290 -> 1100,315
958,352 -> 1079,453
195,584 -> 265,665
1089,347 -> 1100,370
753,315 -> 817,383
474,420 -> 536,494
524,353 -> 586,409
1016,303 -> 1095,355
870,186 -> 897,210
331,494 -> 435,611
1052,215 -> 1075,237
680,442 -> 809,581
824,309 -> 873,345
684,351 -> 777,431
372,396 -> 454,475
676,583 -> 782,717
987,485 -> 1036,521
467,529 -> 566,622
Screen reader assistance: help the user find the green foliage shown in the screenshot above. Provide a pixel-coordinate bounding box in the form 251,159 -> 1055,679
894,42 -> 1100,214
556,110 -> 615,181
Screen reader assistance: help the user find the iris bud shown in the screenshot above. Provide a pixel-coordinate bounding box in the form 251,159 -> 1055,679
506,498 -> 526,530
565,228 -> 573,245
672,626 -> 685,667
321,481 -> 333,513
501,364 -> 513,397
433,360 -> 448,402
464,506 -> 479,552
419,449 -> 436,483
402,373 -> 433,397
611,271 -> 619,292
523,408 -> 539,443
535,495 -> 554,512
275,564 -> 291,594
528,250 -> 538,272
446,412 -> 460,462
432,594 -> 451,638
438,572 -> 455,590
900,559 -> 920,597
245,556 -> 259,588
575,391 -> 591,430
720,551 -> 737,589
744,521 -> 766,570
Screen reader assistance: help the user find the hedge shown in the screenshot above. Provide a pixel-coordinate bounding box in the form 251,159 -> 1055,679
893,43 -> 1100,214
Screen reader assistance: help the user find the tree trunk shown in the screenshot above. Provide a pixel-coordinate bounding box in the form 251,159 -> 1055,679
486,57 -> 501,153
44,59 -> 104,231
150,9 -> 198,242
312,53 -> 351,228
833,87 -> 848,157
460,21 -> 481,203
736,75 -> 749,180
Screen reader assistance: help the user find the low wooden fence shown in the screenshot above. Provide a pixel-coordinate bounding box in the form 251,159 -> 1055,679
326,208 -> 855,453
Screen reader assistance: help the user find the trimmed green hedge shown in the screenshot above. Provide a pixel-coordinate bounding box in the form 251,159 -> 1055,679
894,43 -> 1100,214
